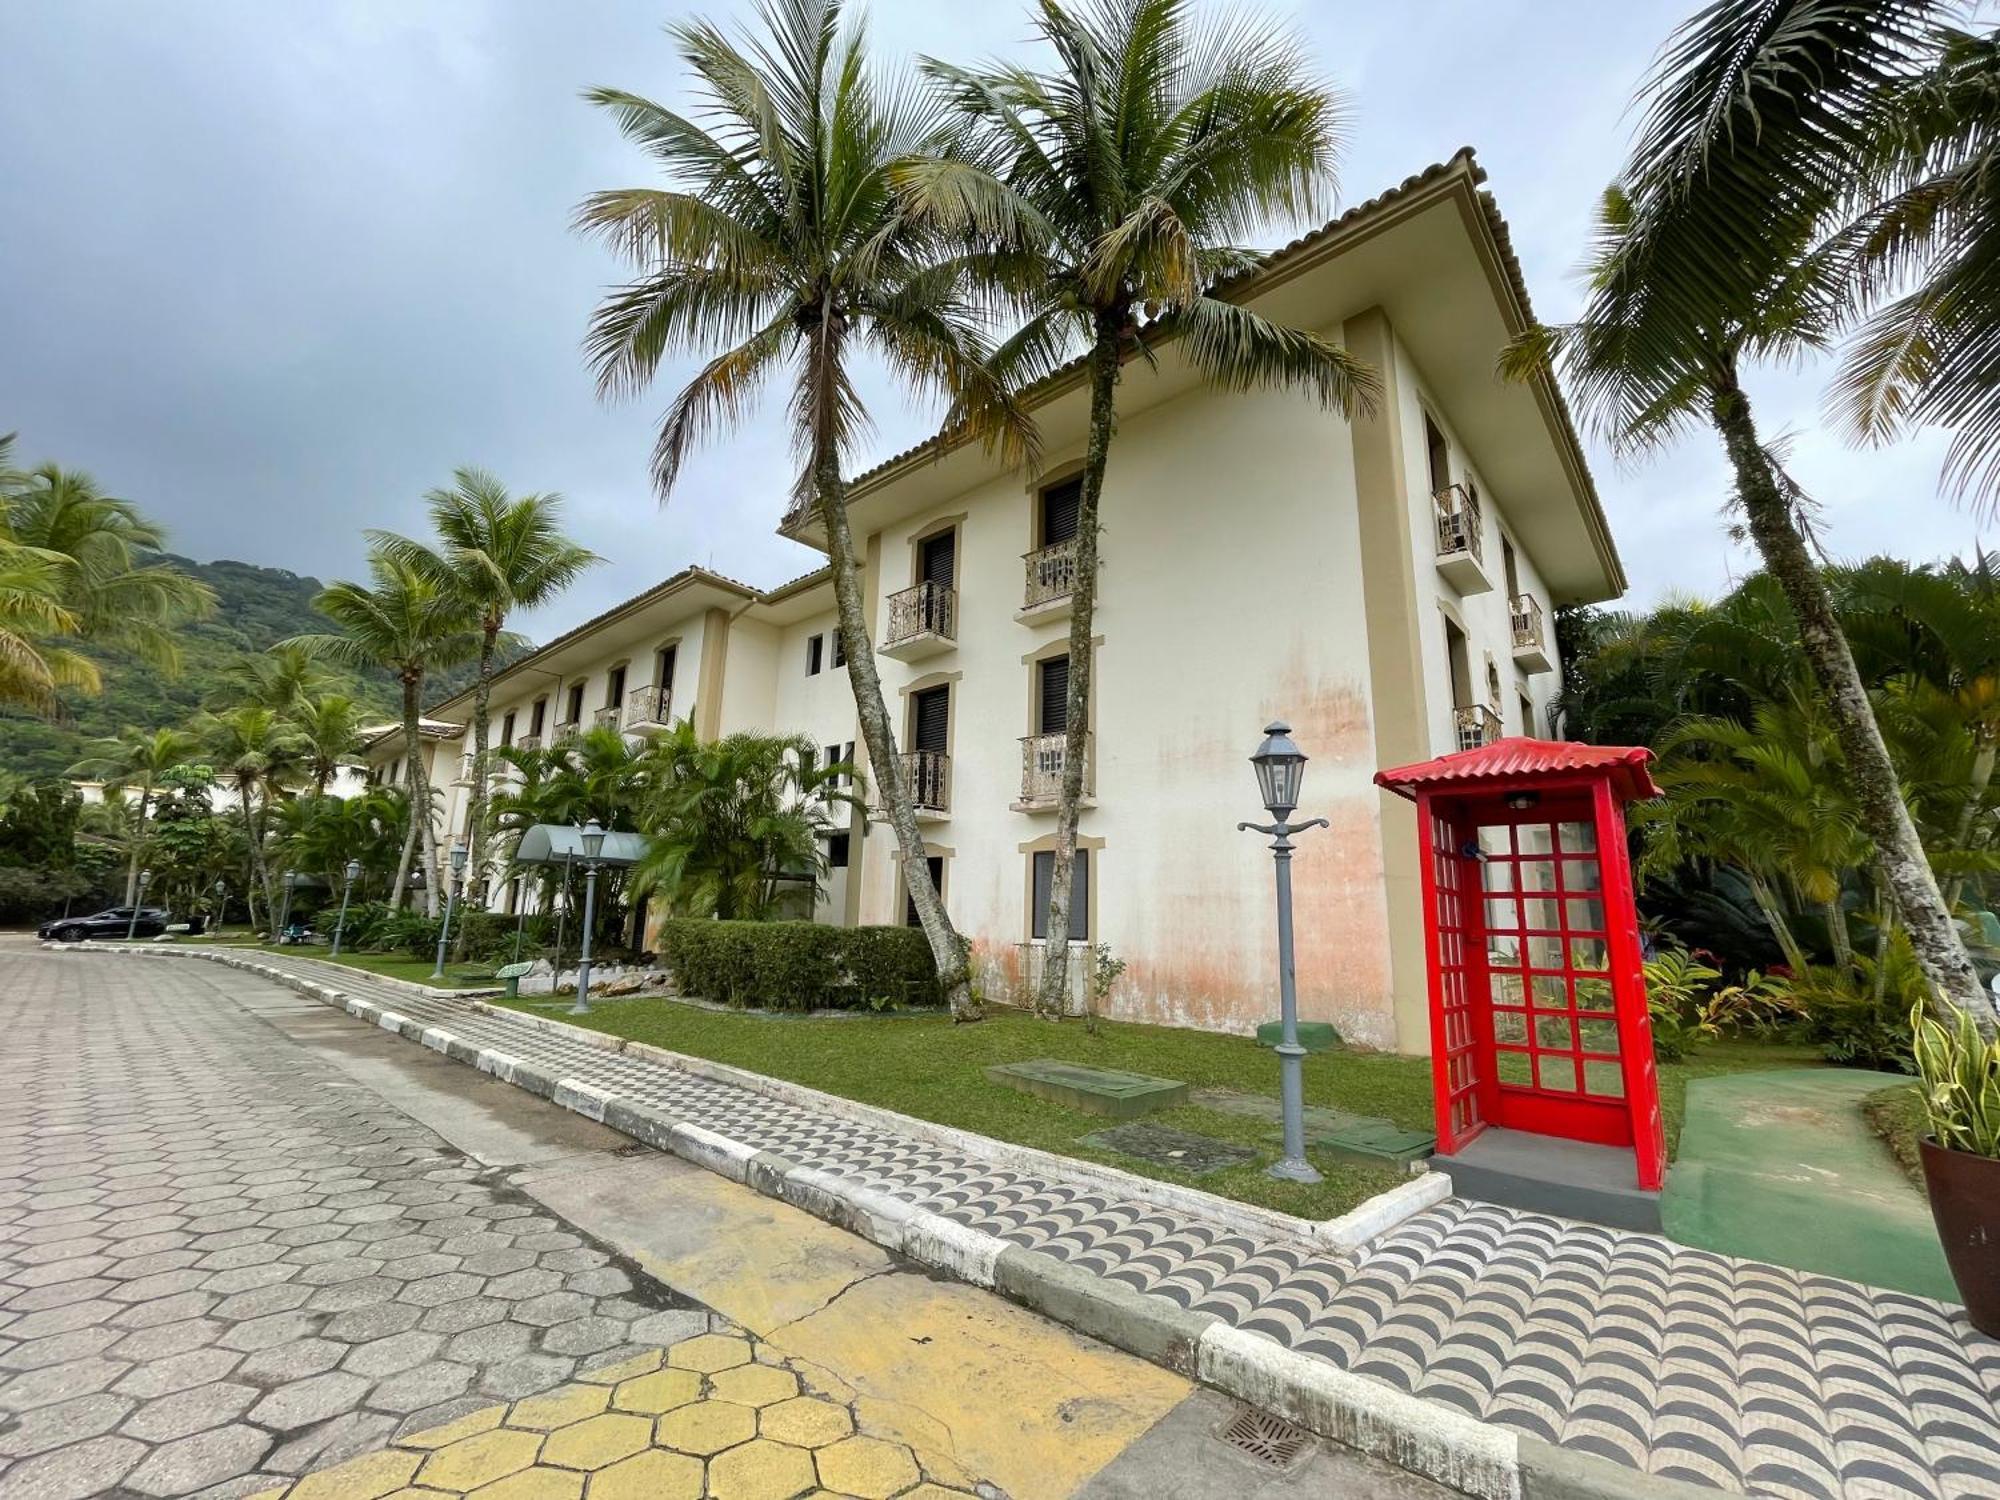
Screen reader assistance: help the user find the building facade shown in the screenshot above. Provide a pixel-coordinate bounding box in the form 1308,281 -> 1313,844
361,152 -> 1623,1054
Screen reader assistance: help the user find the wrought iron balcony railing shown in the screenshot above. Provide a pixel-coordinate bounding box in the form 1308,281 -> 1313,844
1510,593 -> 1544,652
884,749 -> 950,815
1019,731 -> 1092,807
1455,703 -> 1502,752
553,720 -> 582,745
885,581 -> 956,648
515,733 -> 543,753
1433,483 -> 1484,564
621,685 -> 671,731
592,706 -> 621,731
1023,538 -> 1079,611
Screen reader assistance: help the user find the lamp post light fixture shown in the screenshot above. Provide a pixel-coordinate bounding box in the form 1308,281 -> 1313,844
276,869 -> 299,941
212,878 -> 228,936
1238,721 -> 1328,1185
431,844 -> 470,982
127,869 -> 153,941
570,819 -> 608,1016
332,859 -> 362,957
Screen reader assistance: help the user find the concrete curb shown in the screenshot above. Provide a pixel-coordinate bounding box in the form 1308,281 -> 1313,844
63,942 -> 1731,1500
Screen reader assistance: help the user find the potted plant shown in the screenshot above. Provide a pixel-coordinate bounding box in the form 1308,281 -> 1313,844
1912,1002 -> 2000,1334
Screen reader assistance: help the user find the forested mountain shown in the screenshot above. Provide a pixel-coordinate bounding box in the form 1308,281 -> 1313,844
0,554 -> 496,779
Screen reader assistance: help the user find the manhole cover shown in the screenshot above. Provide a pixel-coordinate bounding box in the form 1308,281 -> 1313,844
1216,1407 -> 1313,1469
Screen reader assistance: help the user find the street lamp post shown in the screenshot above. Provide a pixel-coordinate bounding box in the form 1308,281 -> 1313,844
126,870 -> 152,941
276,870 -> 299,942
1237,721 -> 1328,1185
332,859 -> 362,957
211,878 -> 228,937
570,820 -> 607,1016
431,844 -> 469,982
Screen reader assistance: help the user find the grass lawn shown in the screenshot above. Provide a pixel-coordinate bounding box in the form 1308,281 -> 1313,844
1862,1080 -> 1927,1187
493,992 -> 1831,1221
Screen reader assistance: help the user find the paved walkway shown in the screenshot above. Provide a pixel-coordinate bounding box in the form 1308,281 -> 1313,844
47,946 -> 2000,1500
1663,1068 -> 1954,1300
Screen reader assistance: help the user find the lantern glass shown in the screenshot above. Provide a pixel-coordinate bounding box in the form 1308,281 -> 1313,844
581,818 -> 607,861
344,859 -> 363,885
284,870 -> 298,889
1249,722 -> 1308,819
449,844 -> 468,875
137,868 -> 152,887
213,879 -> 227,896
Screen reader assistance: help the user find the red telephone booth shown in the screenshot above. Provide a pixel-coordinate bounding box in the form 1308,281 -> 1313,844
1376,738 -> 1667,1223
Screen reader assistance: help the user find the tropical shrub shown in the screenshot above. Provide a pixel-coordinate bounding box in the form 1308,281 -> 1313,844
1912,1002 -> 2000,1160
1645,944 -> 1799,1062
660,920 -> 936,1011
1798,936 -> 1932,1074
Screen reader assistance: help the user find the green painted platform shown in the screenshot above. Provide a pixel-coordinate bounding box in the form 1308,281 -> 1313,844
1662,1068 -> 1953,1300
1190,1088 -> 1434,1167
984,1058 -> 1189,1119
1254,1020 -> 1341,1052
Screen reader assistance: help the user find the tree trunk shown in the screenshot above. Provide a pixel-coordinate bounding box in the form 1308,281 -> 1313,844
1712,379 -> 1991,1033
1039,318 -> 1124,1020
388,677 -> 429,915
1823,899 -> 1853,970
814,443 -> 977,1019
455,623 -> 500,958
1748,870 -> 1809,974
124,779 -> 153,906
241,783 -> 274,932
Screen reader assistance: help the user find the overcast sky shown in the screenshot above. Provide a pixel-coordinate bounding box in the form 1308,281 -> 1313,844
1,0 -> 1991,642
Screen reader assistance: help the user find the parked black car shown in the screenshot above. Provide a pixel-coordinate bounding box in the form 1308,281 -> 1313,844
39,906 -> 172,942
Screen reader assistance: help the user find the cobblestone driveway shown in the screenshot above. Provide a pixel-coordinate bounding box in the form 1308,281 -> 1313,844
0,949 -> 708,1499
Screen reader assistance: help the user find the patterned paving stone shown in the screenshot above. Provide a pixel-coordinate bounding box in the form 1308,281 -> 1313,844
0,951 -> 705,1498
122,940 -> 2000,1500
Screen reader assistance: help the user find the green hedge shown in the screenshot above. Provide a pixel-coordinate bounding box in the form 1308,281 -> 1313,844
659,919 -> 938,1011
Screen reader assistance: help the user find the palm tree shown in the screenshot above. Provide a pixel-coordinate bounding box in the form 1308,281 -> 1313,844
575,0 -> 1028,1019
633,721 -> 861,919
290,554 -> 482,915
1501,0 -> 1991,1032
908,0 -> 1376,1012
209,642 -> 337,713
2,463 -> 213,671
1834,25 -> 2000,505
0,542 -> 88,713
196,706 -> 299,928
375,469 -> 596,918
66,726 -> 200,905
291,694 -> 367,795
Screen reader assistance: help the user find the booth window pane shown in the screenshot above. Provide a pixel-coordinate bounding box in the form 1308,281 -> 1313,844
1519,860 -> 1557,892
1520,823 -> 1555,855
1496,1052 -> 1533,1086
1532,974 -> 1567,1005
1556,821 -> 1595,852
1570,938 -> 1610,973
1488,933 -> 1522,966
1579,1018 -> 1619,1055
1528,938 -> 1565,972
1535,1015 -> 1575,1050
1481,860 -> 1514,892
1490,972 -> 1524,1005
1522,898 -> 1560,931
1537,1054 -> 1580,1092
1583,1061 -> 1626,1097
1478,824 -> 1512,856
1493,1010 -> 1528,1044
1486,898 -> 1517,929
1574,977 -> 1614,1013
1562,858 -> 1601,891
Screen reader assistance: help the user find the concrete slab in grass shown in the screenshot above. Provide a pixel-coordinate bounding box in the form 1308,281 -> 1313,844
1191,1089 -> 1434,1167
1080,1123 -> 1260,1176
986,1058 -> 1189,1119
1661,1068 -> 1953,1298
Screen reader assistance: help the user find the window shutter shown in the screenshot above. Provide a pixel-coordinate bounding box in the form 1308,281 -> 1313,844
1041,480 -> 1081,545
1032,850 -> 1089,940
921,530 -> 956,586
913,687 -> 949,752
807,635 -> 823,675
1038,655 -> 1069,735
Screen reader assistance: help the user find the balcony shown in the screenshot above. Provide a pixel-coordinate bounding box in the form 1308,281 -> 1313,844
1455,703 -> 1503,752
1015,731 -> 1094,812
872,749 -> 950,822
881,581 -> 956,662
592,705 -> 622,731
1018,538 -> 1079,626
621,685 -> 672,733
452,753 -> 477,786
516,733 -> 543,754
1510,594 -> 1554,673
553,720 -> 582,746
1433,484 -> 1493,594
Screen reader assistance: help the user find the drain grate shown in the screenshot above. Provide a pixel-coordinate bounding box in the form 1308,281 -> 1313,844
1216,1407 -> 1314,1469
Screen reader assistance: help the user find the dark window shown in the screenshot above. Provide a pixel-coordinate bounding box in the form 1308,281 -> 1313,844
912,686 -> 949,753
1038,654 -> 1070,735
920,529 -> 957,586
530,698 -> 547,735
1520,693 -> 1536,737
905,855 -> 944,927
501,711 -> 515,748
807,634 -> 824,675
824,744 -> 841,783
800,745 -> 817,773
1040,479 -> 1081,545
1502,536 -> 1520,599
844,739 -> 854,768
827,833 -> 850,869
831,631 -> 846,668
656,644 -> 677,692
607,664 -> 626,708
1031,850 -> 1090,941
1424,415 -> 1451,496
565,682 -> 585,723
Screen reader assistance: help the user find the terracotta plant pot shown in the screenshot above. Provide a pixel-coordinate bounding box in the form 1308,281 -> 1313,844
1919,1137 -> 2000,1336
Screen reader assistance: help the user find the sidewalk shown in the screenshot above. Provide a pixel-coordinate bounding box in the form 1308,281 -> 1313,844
81,944 -> 2000,1500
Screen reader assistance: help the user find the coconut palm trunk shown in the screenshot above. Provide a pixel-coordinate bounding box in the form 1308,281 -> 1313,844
453,625 -> 499,954
123,779 -> 154,906
1712,380 -> 1988,1031
1039,320 -> 1122,1021
239,780 -> 273,929
814,444 -> 975,1018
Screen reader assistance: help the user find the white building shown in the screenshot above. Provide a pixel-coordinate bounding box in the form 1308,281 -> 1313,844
362,153 -> 1623,1053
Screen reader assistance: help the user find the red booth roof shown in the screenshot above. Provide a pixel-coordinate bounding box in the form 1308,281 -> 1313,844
1375,737 -> 1660,802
